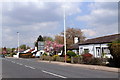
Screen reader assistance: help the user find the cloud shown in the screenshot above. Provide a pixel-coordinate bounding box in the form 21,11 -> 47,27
2,1 -> 82,47
3,2 -> 118,48
2,21 -> 60,47
82,29 -> 96,38
76,2 -> 118,38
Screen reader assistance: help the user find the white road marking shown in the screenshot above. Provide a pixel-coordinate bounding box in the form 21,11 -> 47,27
11,61 -> 15,63
42,70 -> 67,78
24,65 -> 35,69
16,63 -> 23,65
16,63 -> 19,64
29,66 -> 36,69
19,63 -> 23,65
25,65 -> 29,67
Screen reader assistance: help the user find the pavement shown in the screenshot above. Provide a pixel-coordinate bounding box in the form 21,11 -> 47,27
1,57 -> 119,78
38,60 -> 119,73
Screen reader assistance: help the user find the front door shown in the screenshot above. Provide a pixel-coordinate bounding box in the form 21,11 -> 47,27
96,47 -> 101,57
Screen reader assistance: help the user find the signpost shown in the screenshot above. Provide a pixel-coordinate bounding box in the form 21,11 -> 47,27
38,41 -> 44,51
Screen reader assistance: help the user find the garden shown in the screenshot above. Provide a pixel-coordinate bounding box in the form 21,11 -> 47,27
39,51 -> 109,66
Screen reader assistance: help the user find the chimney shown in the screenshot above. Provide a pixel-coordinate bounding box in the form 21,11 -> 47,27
74,37 -> 79,44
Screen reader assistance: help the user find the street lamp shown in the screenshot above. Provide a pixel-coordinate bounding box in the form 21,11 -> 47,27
63,5 -> 67,63
17,32 -> 20,58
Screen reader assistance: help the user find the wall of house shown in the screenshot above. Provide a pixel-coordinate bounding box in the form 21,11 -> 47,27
79,44 -> 111,58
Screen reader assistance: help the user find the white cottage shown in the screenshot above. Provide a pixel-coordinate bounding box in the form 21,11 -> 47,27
78,34 -> 120,58
69,34 -> 120,58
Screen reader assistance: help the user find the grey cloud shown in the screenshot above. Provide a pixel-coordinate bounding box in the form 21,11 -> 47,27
77,2 -> 118,38
2,2 -> 63,27
2,2 -> 82,47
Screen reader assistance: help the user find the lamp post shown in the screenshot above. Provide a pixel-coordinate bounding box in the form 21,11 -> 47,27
17,32 -> 20,58
63,5 -> 67,63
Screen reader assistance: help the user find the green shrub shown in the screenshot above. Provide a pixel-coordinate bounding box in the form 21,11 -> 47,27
67,51 -> 76,57
43,53 -> 48,56
10,53 -> 16,57
66,56 -> 71,63
52,55 -> 59,61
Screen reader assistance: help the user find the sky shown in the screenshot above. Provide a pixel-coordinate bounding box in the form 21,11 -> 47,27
1,0 -> 119,48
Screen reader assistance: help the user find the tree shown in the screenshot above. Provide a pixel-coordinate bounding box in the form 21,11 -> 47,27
19,44 -> 30,50
37,35 -> 44,41
55,35 -> 64,44
108,39 -> 120,67
35,35 -> 44,47
11,48 -> 15,53
45,41 -> 63,55
6,48 -> 11,54
55,27 -> 86,48
2,47 -> 7,54
0,48 -> 2,54
43,36 -> 54,41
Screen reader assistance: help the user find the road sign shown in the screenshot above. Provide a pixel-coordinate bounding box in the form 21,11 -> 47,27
38,41 -> 44,51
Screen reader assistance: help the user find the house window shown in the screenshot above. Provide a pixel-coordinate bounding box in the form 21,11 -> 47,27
102,47 -> 110,54
84,49 -> 89,53
96,47 -> 101,56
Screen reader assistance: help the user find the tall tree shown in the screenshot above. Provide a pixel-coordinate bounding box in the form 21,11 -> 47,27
55,27 -> 86,48
55,35 -> 64,44
63,28 -> 85,44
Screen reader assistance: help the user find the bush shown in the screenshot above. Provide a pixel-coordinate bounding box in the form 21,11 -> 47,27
81,53 -> 93,64
43,53 -> 48,56
67,51 -> 76,57
57,57 -> 65,62
72,56 -> 83,64
66,56 -> 71,63
10,53 -> 16,57
108,39 -> 120,67
90,58 -> 103,65
40,56 -> 51,61
52,55 -> 59,61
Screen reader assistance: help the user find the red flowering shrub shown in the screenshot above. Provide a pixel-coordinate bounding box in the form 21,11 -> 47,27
82,53 -> 93,57
82,53 -> 93,64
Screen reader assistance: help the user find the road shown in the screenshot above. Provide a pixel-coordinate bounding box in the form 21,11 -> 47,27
1,57 -> 118,79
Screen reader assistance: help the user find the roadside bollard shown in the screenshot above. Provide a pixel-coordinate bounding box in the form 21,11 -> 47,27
71,56 -> 74,64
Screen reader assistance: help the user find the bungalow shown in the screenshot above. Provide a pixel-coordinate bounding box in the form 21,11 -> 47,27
69,34 -> 120,58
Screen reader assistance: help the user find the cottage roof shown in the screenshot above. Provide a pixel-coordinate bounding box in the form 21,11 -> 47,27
68,43 -> 79,50
79,33 -> 120,45
68,34 -> 120,50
